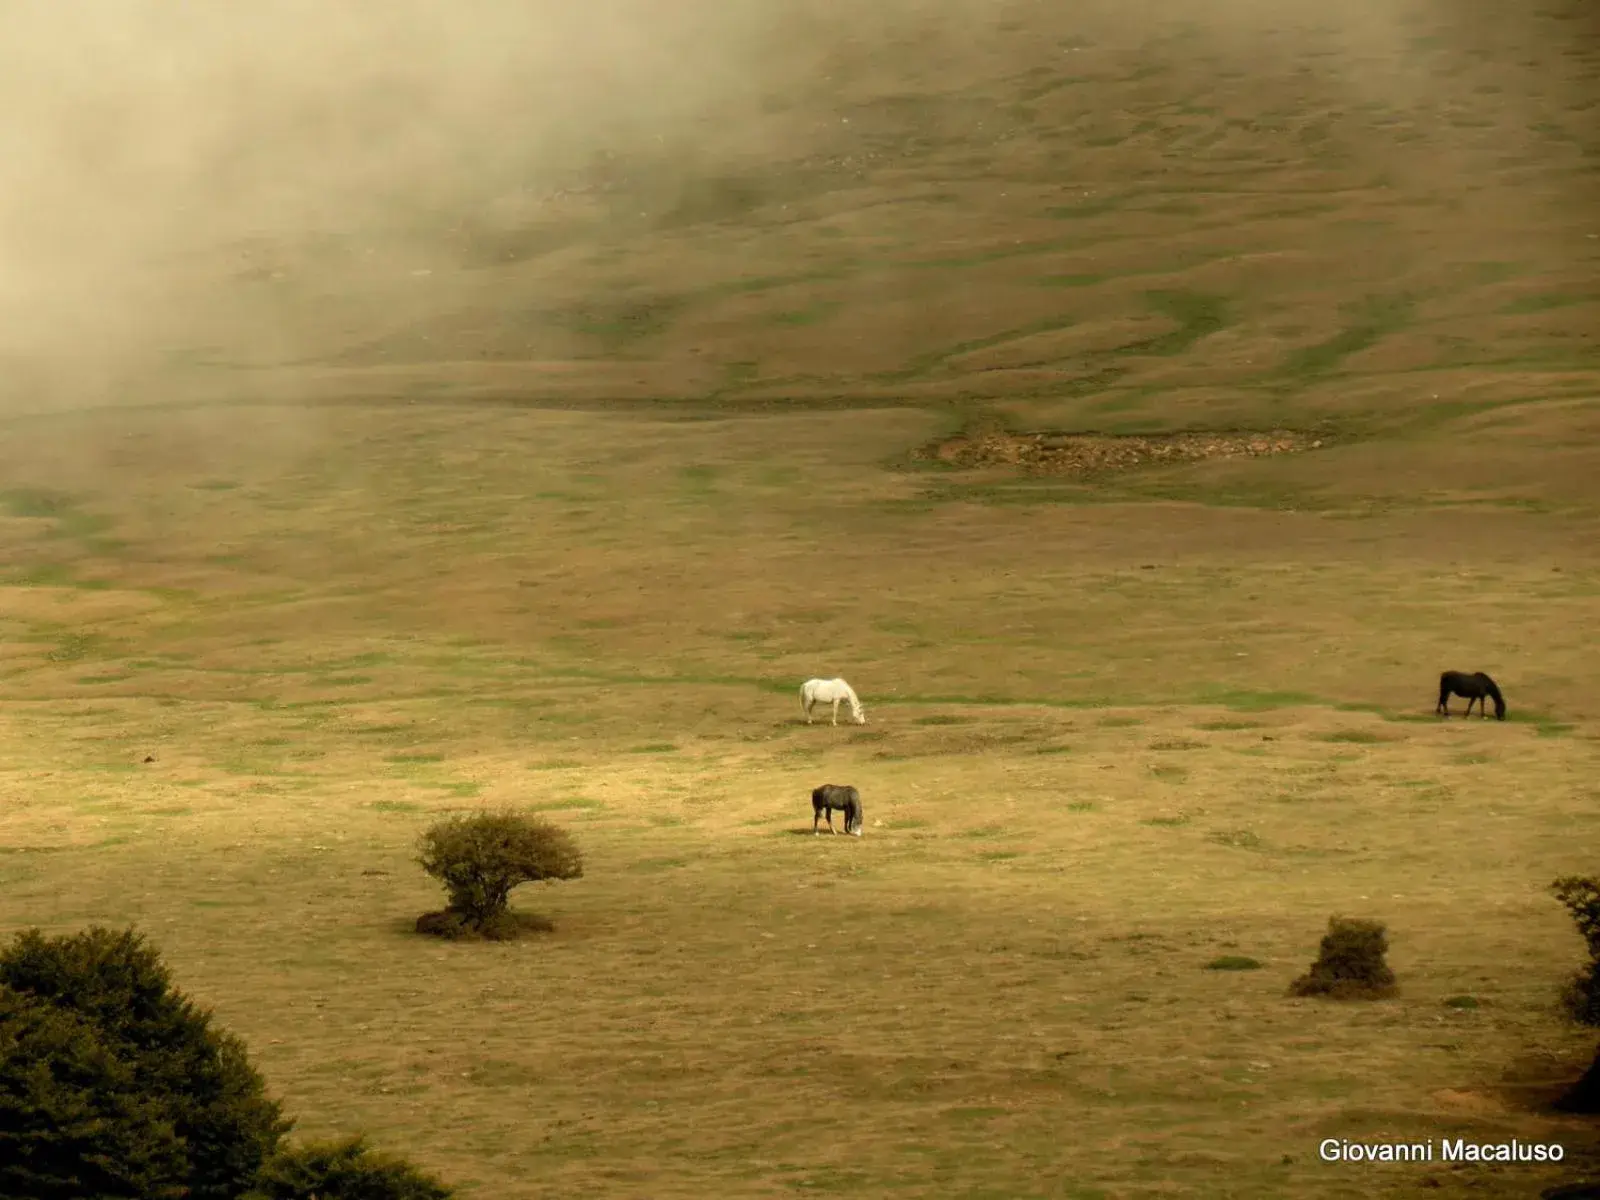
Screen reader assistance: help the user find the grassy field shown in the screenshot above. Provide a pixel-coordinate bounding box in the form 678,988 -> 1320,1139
2,1 -> 1600,1197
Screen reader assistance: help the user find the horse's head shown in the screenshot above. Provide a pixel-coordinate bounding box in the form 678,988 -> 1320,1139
853,707 -> 867,725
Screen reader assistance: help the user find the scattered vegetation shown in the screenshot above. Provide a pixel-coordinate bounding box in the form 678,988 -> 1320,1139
415,810 -> 584,940
1288,916 -> 1397,1000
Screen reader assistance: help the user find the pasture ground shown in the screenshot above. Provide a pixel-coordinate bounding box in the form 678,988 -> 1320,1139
3,2 -> 1599,1197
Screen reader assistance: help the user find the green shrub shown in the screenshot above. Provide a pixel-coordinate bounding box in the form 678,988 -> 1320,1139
245,1136 -> 452,1200
1204,955 -> 1263,971
1288,916 -> 1397,1000
0,927 -> 291,1200
416,809 -> 583,940
1550,876 -> 1600,1026
0,987 -> 187,1200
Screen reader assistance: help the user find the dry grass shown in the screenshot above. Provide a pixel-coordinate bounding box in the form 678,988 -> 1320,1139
3,2 -> 1600,1196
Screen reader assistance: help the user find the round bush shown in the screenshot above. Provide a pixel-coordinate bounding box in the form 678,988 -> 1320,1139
416,810 -> 583,938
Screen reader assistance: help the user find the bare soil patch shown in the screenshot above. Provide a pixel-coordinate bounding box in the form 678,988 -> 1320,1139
915,428 -> 1328,476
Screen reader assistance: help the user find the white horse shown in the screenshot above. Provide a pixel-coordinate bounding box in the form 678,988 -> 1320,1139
800,678 -> 866,726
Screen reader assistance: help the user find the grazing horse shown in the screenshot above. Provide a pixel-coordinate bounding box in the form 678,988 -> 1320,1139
1437,670 -> 1506,720
812,784 -> 863,836
801,678 -> 866,726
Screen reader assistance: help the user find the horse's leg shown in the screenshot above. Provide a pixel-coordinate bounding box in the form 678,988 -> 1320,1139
831,699 -> 840,726
813,810 -> 820,836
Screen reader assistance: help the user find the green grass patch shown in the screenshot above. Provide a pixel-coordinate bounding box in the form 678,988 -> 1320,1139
769,301 -> 842,327
428,782 -> 483,798
1279,293 -> 1416,376
1045,194 -> 1129,219
1500,291 -> 1591,314
960,824 -> 1007,840
526,796 -> 604,812
1205,956 -> 1264,971
1113,289 -> 1229,357
1197,689 -> 1318,712
46,634 -> 108,664
1209,829 -> 1264,850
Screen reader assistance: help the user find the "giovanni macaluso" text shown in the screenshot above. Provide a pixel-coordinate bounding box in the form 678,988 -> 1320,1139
1320,1139 -> 1564,1164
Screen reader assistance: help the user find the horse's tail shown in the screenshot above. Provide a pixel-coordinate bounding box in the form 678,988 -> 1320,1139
1484,677 -> 1507,720
800,682 -> 810,712
849,794 -> 863,835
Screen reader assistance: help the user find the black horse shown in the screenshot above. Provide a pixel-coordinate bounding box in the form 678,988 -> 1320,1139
1436,670 -> 1506,720
811,784 -> 863,837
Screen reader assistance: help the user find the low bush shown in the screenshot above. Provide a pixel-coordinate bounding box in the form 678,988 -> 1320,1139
1288,916 -> 1397,1000
416,809 -> 583,940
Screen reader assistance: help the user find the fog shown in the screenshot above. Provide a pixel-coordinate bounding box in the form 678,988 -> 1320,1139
0,0 -> 1588,413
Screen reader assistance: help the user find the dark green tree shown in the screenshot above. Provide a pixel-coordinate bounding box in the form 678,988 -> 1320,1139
0,926 -> 290,1200
0,986 -> 186,1200
245,1135 -> 453,1200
